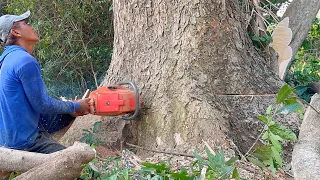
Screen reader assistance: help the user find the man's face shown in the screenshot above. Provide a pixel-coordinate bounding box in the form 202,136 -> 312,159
13,19 -> 39,43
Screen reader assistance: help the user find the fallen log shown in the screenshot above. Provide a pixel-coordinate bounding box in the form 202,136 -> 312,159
0,142 -> 95,180
0,147 -> 50,172
14,142 -> 95,180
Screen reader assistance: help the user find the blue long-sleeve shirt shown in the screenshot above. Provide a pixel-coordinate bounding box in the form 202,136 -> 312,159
0,45 -> 80,149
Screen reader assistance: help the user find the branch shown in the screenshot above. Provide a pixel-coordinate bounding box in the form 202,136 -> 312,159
126,143 -> 195,158
0,148 -> 50,172
0,142 -> 95,175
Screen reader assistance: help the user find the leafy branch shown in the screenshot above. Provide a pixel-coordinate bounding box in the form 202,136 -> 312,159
248,84 -> 302,176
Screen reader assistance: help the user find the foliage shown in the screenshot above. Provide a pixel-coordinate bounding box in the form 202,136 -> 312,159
286,18 -> 320,101
79,121 -> 242,180
190,149 -> 240,180
8,172 -> 21,180
79,148 -> 242,180
240,0 -> 319,102
80,121 -> 105,147
248,84 -> 302,176
137,149 -> 240,180
248,32 -> 273,50
79,157 -> 131,180
239,0 -> 287,50
4,0 -> 113,98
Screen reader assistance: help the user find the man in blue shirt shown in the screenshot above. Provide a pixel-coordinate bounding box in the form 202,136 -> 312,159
0,11 -> 91,155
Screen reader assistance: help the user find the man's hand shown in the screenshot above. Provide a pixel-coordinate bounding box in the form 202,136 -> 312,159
71,98 -> 91,117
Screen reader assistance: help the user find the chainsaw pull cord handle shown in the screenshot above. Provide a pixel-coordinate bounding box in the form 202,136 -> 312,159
117,81 -> 139,120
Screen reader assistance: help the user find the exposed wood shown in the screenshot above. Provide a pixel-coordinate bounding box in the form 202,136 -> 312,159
0,147 -> 50,172
14,142 -> 95,180
0,142 -> 94,178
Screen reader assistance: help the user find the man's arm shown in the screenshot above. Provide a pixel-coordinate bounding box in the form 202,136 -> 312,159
17,59 -> 81,114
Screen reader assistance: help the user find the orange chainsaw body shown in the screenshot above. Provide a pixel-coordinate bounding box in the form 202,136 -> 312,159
89,85 -> 139,116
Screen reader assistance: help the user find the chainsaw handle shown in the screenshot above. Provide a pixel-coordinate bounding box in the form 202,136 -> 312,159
117,81 -> 140,120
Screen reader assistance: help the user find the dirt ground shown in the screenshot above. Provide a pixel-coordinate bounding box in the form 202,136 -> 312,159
59,114 -> 294,179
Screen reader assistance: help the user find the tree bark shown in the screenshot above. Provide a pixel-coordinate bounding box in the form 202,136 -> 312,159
282,0 -> 320,77
0,142 -> 95,180
14,142 -> 95,180
292,94 -> 320,179
101,0 -> 290,156
0,147 -> 50,172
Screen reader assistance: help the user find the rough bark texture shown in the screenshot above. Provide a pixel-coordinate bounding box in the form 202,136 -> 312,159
0,142 -> 94,179
0,147 -> 50,172
14,142 -> 95,180
292,94 -> 320,179
99,0 -> 291,157
282,0 -> 320,77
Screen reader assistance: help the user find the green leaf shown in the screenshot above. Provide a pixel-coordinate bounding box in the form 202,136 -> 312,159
271,146 -> 283,167
170,167 -> 189,179
247,156 -> 266,170
122,169 -> 129,180
257,115 -> 268,123
266,105 -> 273,115
269,124 -> 297,141
205,148 -> 217,165
108,172 -> 118,180
91,158 -> 99,163
251,145 -> 273,161
141,161 -> 170,173
283,97 -> 298,105
264,159 -> 277,175
193,152 -> 206,166
225,156 -> 239,166
276,104 -> 302,115
262,132 -> 269,140
277,84 -> 295,104
232,168 -> 241,180
210,150 -> 225,167
220,166 -> 233,178
295,86 -> 308,96
269,133 -> 282,152
93,121 -> 102,133
268,121 -> 275,126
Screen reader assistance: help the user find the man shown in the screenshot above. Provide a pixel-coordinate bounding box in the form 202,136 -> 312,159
0,10 -> 91,155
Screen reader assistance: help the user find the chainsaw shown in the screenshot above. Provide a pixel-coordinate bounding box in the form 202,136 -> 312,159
83,81 -> 140,120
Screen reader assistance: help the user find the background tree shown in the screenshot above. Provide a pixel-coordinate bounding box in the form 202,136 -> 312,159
3,0 -> 114,98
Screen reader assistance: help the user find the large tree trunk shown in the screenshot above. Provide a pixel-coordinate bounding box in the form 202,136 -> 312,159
101,0 -> 285,155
